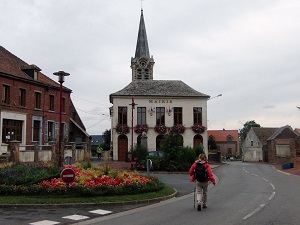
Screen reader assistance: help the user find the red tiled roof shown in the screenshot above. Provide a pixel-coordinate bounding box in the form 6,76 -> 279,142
208,130 -> 239,142
0,46 -> 68,90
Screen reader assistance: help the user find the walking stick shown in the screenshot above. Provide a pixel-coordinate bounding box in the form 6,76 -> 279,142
194,181 -> 196,209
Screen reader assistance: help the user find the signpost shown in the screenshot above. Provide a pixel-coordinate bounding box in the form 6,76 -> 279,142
61,168 -> 76,184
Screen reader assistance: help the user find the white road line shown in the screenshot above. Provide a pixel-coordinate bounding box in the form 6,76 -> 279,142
270,183 -> 275,190
243,204 -> 265,220
269,192 -> 276,200
90,209 -> 112,215
262,177 -> 269,182
62,215 -> 90,221
29,220 -> 60,225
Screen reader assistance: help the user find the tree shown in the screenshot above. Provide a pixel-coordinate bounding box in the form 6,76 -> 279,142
102,129 -> 111,150
239,120 -> 261,142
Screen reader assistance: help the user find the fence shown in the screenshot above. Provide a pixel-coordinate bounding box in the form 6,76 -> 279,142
1,140 -> 90,164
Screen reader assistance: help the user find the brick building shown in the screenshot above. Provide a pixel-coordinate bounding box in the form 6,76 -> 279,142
0,46 -> 89,155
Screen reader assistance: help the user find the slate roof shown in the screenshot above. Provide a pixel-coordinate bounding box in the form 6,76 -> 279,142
252,127 -> 278,145
0,46 -> 70,91
134,10 -> 150,59
109,80 -> 209,103
208,130 -> 239,142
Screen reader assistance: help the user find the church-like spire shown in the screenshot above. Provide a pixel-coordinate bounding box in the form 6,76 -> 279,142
134,10 -> 150,59
131,10 -> 155,81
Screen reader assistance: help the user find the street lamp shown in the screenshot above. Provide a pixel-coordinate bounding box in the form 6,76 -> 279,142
129,96 -> 137,152
53,71 -> 70,167
208,94 -> 222,101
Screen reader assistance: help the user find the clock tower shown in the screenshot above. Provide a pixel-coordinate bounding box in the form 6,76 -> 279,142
131,10 -> 155,81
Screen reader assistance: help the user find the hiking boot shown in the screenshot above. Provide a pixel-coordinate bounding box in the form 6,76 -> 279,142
197,204 -> 201,211
203,204 -> 207,209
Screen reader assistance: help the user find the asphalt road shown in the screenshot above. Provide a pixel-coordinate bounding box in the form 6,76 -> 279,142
1,162 -> 300,225
75,162 -> 300,225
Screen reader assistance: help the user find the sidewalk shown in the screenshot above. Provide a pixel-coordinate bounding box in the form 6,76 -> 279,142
273,164 -> 300,176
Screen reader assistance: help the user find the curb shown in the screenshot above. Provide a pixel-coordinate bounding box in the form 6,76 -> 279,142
0,189 -> 177,209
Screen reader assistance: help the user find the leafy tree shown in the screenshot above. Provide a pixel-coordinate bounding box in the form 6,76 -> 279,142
208,137 -> 217,150
102,129 -> 111,150
239,120 -> 261,142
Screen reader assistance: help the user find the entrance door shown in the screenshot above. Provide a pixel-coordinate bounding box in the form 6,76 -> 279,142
118,135 -> 128,161
193,134 -> 203,147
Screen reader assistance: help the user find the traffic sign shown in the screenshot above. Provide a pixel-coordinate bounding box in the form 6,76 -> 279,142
61,168 -> 76,183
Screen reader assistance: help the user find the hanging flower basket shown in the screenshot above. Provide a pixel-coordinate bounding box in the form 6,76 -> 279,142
134,124 -> 148,134
154,124 -> 167,134
191,124 -> 206,134
170,124 -> 186,134
116,124 -> 130,134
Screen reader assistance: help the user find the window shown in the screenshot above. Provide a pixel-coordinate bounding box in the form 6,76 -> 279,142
156,107 -> 165,125
48,121 -> 55,142
227,135 -> 233,141
2,84 -> 10,104
275,145 -> 291,157
62,97 -> 66,113
145,69 -> 149,79
193,107 -> 202,125
118,107 -> 127,125
137,107 -> 146,125
19,88 -> 26,107
35,92 -> 41,109
250,140 -> 253,146
2,119 -> 22,143
173,107 -> 182,125
137,69 -> 142,79
49,95 -> 54,111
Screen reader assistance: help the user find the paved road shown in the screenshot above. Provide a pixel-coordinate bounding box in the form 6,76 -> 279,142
2,162 -> 300,225
75,162 -> 300,225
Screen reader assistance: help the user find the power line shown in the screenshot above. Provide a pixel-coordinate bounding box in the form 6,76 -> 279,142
72,95 -> 111,106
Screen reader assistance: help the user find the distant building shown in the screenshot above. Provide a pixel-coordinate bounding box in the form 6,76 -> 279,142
242,127 -> 278,162
90,135 -> 104,145
0,46 -> 89,155
207,129 -> 239,157
109,10 -> 210,161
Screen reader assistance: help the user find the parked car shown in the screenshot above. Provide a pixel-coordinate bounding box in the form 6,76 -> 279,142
148,150 -> 164,157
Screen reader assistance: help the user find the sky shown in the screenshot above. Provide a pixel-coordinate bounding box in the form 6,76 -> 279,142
1,0 -> 300,135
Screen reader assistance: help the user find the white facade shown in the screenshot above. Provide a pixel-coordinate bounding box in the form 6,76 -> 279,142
111,96 -> 208,161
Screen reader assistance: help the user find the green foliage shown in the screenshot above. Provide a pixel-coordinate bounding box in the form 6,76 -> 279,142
131,144 -> 148,162
0,164 -> 60,186
239,120 -> 261,142
208,136 -> 217,150
194,144 -> 204,157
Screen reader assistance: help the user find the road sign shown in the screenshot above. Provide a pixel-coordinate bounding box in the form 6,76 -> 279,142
61,168 -> 76,183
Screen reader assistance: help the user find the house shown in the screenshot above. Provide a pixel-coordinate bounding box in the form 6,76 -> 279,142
0,45 -> 89,159
242,127 -> 278,162
267,125 -> 299,166
207,129 -> 239,158
109,10 -> 210,161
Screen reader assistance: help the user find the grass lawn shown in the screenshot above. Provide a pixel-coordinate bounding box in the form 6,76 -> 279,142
0,185 -> 175,204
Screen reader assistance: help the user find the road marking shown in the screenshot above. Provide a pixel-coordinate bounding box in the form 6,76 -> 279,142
62,215 -> 90,221
29,220 -> 60,225
243,204 -> 265,220
242,166 -> 276,220
269,192 -> 276,200
90,209 -> 112,215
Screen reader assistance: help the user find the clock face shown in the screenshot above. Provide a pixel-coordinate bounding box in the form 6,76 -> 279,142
139,58 -> 148,68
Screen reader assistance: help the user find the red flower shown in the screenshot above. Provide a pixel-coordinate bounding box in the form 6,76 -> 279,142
170,124 -> 185,134
116,124 -> 130,134
191,124 -> 206,134
154,124 -> 167,134
134,124 -> 148,134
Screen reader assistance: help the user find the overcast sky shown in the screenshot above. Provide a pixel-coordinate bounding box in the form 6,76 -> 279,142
1,0 -> 300,135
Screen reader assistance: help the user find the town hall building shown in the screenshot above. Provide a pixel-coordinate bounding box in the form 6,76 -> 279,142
109,10 -> 210,161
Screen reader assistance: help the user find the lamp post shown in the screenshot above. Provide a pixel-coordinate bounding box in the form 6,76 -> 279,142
129,96 -> 137,152
208,94 -> 222,101
53,71 -> 70,167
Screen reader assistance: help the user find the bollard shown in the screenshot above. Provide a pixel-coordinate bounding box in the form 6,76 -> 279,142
146,159 -> 152,176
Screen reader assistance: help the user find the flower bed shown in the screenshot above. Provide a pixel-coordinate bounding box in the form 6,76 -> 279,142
0,165 -> 164,197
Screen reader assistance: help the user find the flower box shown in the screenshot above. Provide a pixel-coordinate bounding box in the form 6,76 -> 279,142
191,124 -> 206,134
134,124 -> 148,134
154,124 -> 167,134
170,124 -> 186,134
116,124 -> 130,134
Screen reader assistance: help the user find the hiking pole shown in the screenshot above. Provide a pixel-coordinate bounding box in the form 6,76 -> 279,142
194,181 -> 196,209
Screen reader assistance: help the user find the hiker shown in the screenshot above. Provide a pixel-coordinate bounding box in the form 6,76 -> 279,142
96,145 -> 103,160
189,153 -> 216,211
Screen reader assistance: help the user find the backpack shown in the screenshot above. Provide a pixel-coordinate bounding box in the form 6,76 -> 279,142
194,162 -> 208,182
